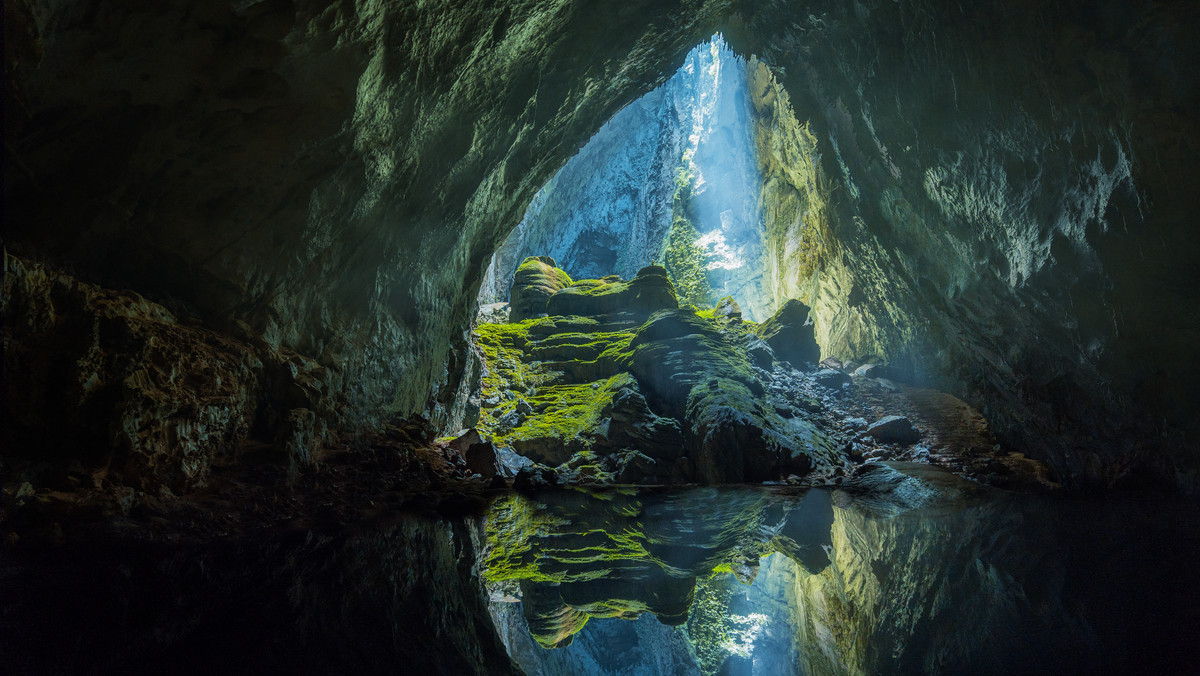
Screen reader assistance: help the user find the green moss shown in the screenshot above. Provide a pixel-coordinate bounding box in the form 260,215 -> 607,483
659,162 -> 713,309
516,256 -> 573,286
483,494 -> 576,584
494,373 -> 634,450
685,574 -> 738,676
483,492 -> 659,585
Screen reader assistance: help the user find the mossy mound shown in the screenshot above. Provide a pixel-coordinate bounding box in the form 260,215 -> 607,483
510,256 -> 573,322
713,296 -> 742,321
754,298 -> 820,368
547,265 -> 678,320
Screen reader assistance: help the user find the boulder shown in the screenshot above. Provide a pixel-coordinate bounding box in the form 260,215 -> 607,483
513,466 -> 561,492
819,357 -> 844,370
814,368 -> 852,390
602,383 -> 685,460
852,363 -> 885,378
446,428 -> 483,454
509,256 -> 572,322
610,450 -> 660,484
754,299 -> 820,368
713,296 -> 742,321
464,441 -> 501,479
866,415 -> 921,444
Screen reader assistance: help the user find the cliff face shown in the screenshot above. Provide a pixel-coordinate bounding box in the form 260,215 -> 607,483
4,0 -> 737,484
732,1 -> 1200,486
4,0 -> 1199,489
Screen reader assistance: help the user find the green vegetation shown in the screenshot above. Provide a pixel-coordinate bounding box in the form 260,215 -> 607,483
663,165 -> 714,308
496,374 -> 633,454
483,492 -> 658,585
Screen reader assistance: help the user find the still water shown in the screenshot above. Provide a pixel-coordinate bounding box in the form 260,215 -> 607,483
5,465 -> 1200,675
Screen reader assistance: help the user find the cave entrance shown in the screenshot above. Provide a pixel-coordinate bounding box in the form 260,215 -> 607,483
479,36 -> 780,321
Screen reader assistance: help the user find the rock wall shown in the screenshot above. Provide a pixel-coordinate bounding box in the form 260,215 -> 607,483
729,0 -> 1200,486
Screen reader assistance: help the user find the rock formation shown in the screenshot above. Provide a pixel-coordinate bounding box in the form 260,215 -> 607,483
474,260 -> 842,485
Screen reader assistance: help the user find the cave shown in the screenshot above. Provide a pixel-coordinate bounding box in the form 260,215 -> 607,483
3,1 -> 1200,674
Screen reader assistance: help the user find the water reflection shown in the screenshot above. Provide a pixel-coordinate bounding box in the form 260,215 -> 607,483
4,468 -> 1199,674
483,470 -> 1200,675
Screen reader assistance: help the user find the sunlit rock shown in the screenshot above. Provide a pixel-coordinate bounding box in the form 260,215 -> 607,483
546,265 -> 678,320
754,299 -> 821,369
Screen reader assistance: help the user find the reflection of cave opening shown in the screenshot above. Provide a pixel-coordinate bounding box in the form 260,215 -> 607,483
480,36 -> 815,323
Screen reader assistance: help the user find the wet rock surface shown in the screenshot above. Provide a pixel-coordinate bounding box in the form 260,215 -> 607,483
482,487 -> 837,650
2,515 -> 519,676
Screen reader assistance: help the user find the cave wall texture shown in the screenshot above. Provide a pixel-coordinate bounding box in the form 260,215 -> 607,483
4,0 -> 1198,488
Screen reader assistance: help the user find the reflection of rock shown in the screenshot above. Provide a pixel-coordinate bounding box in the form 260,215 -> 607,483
490,602 -> 701,675
5,521 -> 519,674
483,488 -> 836,649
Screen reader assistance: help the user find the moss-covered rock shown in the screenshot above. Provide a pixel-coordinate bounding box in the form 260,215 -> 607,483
510,257 -> 573,322
547,265 -> 678,320
713,296 -> 743,321
475,262 -> 845,485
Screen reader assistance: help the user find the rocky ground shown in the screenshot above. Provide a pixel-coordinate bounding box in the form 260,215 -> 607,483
464,257 -> 1053,492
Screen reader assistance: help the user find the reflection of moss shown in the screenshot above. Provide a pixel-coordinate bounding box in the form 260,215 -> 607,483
483,492 -> 656,585
483,494 -> 573,584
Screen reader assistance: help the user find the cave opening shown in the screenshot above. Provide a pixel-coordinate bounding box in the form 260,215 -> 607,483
479,35 -> 787,323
